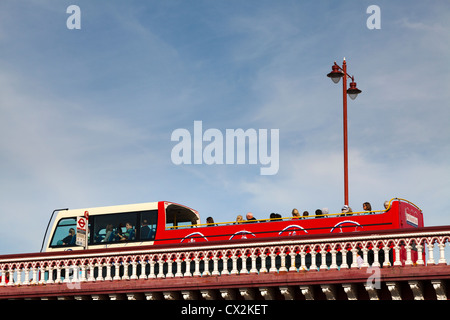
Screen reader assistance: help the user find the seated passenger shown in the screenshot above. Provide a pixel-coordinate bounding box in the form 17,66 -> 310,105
302,211 -> 309,219
322,208 -> 329,216
315,209 -> 323,218
206,217 -> 216,226
60,228 -> 76,245
341,205 -> 353,216
245,212 -> 258,223
363,202 -> 372,214
269,213 -> 282,221
140,220 -> 151,239
291,208 -> 300,220
235,215 -> 243,224
102,224 -> 114,242
117,222 -> 135,241
384,200 -> 390,210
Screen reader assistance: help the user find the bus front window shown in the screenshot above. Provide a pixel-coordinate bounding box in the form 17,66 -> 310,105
50,218 -> 77,247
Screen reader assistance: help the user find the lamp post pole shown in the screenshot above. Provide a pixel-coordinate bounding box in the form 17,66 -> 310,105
327,58 -> 362,207
342,59 -> 349,207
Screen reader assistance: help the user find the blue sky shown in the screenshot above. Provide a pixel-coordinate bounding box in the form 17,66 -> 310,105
0,1 -> 449,254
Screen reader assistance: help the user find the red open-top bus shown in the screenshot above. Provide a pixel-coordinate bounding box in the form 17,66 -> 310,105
44,197 -> 423,252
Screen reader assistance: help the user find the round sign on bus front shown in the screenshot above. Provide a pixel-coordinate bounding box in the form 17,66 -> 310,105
77,217 -> 86,231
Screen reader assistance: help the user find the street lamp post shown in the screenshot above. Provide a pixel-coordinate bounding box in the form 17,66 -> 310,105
327,58 -> 362,206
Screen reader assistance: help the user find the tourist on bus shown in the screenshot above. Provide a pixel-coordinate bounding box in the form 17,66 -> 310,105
291,208 -> 300,220
235,215 -> 243,224
363,202 -> 372,214
302,211 -> 309,219
315,209 -> 323,218
341,205 -> 353,216
206,217 -> 216,226
117,222 -> 135,241
246,212 -> 257,223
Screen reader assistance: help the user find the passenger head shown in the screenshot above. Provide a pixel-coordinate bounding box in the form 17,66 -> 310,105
384,201 -> 390,209
246,212 -> 254,220
206,217 -> 215,225
291,208 -> 300,217
236,215 -> 243,223
363,202 -> 372,211
303,211 -> 309,217
322,208 -> 329,215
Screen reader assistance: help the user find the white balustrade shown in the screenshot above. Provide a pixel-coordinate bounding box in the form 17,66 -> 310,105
1,228 -> 450,288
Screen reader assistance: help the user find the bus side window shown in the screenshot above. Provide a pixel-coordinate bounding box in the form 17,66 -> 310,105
50,218 -> 77,247
140,210 -> 157,240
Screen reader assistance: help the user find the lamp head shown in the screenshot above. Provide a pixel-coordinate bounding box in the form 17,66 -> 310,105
347,81 -> 362,100
327,64 -> 344,84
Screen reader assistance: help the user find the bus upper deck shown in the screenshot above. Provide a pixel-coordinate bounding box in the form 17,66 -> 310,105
44,198 -> 424,252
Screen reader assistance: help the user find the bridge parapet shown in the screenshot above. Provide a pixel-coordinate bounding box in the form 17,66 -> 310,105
1,226 -> 450,300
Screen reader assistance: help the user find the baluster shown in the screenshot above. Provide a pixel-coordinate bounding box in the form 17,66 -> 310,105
139,259 -> 148,279
166,258 -> 174,278
438,243 -> 447,265
212,256 -> 220,276
23,266 -> 30,285
47,266 -> 54,284
416,244 -> 424,265
175,258 -> 183,277
350,248 -> 359,269
202,257 -> 210,276
55,264 -> 63,283
105,263 -> 112,281
405,245 -> 413,266
269,253 -> 277,273
329,249 -> 338,270
31,266 -> 38,285
393,245 -> 402,266
193,257 -> 201,277
183,258 -> 192,277
130,260 -> 139,280
279,253 -> 287,272
259,253 -> 267,273
383,246 -> 391,267
372,246 -> 380,268
0,269 -> 6,286
122,260 -> 130,280
15,267 -> 22,286
289,251 -> 297,272
230,255 -> 239,275
221,255 -> 229,275
148,259 -> 157,279
427,241 -> 435,265
340,248 -> 349,269
310,251 -> 318,271
7,269 -> 14,286
299,252 -> 307,271
250,254 -> 259,274
157,257 -> 165,278
39,264 -> 46,284
80,264 -> 87,282
240,255 -> 249,274
113,261 -> 121,280
88,262 -> 96,281
96,263 -> 104,281
319,250 -> 327,270
362,247 -> 369,268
